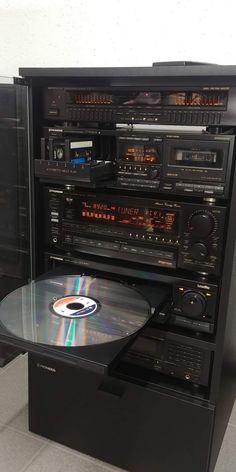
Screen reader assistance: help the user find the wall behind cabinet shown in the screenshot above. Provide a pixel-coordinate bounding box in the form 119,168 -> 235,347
0,0 -> 236,77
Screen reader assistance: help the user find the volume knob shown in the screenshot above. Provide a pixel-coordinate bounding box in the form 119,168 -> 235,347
181,291 -> 206,318
189,212 -> 214,238
190,242 -> 208,260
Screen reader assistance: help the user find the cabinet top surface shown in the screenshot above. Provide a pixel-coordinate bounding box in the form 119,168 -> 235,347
18,65 -> 236,79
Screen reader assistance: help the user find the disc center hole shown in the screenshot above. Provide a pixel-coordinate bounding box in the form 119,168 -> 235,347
66,302 -> 84,310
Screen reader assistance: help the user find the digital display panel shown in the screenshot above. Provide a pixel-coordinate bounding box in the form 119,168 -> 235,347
73,199 -> 178,234
173,149 -> 222,168
69,90 -> 228,108
119,142 -> 158,163
165,92 -> 226,107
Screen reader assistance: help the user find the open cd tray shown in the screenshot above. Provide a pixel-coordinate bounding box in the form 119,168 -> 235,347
0,266 -> 171,375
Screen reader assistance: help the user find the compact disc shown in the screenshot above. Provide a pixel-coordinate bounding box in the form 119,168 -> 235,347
51,295 -> 100,318
0,275 -> 150,347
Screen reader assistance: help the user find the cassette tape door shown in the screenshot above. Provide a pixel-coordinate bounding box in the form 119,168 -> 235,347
0,79 -> 32,300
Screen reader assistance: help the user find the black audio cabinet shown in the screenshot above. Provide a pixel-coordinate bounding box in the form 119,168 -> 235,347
0,65 -> 236,472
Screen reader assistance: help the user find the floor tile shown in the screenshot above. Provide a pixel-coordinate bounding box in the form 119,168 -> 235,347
52,442 -> 126,472
22,444 -> 123,472
229,398 -> 236,426
214,424 -> 236,472
0,353 -> 28,425
8,404 -> 28,433
0,425 -> 45,472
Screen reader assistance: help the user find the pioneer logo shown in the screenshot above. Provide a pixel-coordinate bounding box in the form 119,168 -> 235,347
36,363 -> 56,373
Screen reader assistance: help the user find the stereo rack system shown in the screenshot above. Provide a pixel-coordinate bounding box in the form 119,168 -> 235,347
1,64 -> 236,472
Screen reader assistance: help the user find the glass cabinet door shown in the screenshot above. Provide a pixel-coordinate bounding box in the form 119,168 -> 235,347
0,78 -> 32,301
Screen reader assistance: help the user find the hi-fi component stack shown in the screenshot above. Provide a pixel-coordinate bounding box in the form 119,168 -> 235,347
0,65 -> 236,472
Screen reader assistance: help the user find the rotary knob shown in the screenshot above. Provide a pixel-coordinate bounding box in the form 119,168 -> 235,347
190,242 -> 208,260
189,212 -> 214,238
149,168 -> 159,179
181,291 -> 206,318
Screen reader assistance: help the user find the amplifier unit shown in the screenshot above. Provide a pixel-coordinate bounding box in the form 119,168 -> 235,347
45,188 -> 226,276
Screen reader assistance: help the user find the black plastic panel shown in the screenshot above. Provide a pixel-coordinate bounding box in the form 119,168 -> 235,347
0,84 -> 31,286
28,353 -> 214,472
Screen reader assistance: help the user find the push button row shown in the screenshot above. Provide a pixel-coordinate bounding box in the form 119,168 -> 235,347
120,245 -> 174,260
128,232 -> 178,245
72,236 -> 120,251
175,182 -> 224,195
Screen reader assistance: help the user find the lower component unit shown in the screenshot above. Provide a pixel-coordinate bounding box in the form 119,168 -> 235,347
123,326 -> 212,386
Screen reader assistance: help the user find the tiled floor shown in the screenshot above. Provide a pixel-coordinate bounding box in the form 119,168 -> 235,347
0,354 -> 235,472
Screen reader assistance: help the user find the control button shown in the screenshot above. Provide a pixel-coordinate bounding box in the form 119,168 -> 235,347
102,242 -> 120,251
204,188 -> 214,194
181,291 -> 206,318
87,240 -> 96,246
162,185 -> 173,191
194,185 -> 204,192
52,237 -> 58,243
75,237 -> 94,246
210,113 -> 215,124
187,113 -> 192,124
189,212 -> 214,238
183,188 -> 193,192
176,112 -> 181,123
190,242 -> 208,261
110,243 -> 120,250
49,108 -> 59,116
121,245 -> 129,252
214,186 -> 224,194
64,235 -> 72,244
149,169 -> 159,179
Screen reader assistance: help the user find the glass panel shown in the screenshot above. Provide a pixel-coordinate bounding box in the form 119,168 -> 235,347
0,80 -> 31,301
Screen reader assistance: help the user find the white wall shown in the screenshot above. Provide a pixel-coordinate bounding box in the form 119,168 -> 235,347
0,0 -> 236,77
